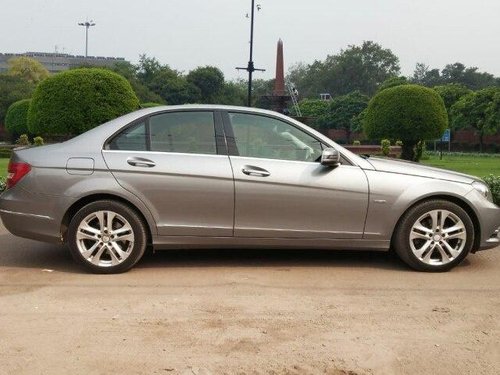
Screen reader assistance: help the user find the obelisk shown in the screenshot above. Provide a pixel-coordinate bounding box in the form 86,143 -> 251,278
273,39 -> 286,96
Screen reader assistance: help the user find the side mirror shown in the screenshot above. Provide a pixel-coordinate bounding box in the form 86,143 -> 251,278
321,148 -> 341,166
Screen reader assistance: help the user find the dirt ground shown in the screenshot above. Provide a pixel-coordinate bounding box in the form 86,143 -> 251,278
0,220 -> 499,375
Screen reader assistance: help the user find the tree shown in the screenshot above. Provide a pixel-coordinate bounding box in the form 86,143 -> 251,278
217,81 -> 246,106
411,62 -> 498,90
441,63 -> 497,90
317,91 -> 369,142
433,84 -> 472,122
187,66 -> 225,103
450,87 -> 500,152
28,68 -> 139,136
287,41 -> 400,98
411,63 -> 442,87
363,84 -> 448,161
294,99 -> 329,117
0,74 -> 34,123
110,61 -> 164,104
149,71 -> 201,105
7,57 -> 49,83
5,99 -> 31,137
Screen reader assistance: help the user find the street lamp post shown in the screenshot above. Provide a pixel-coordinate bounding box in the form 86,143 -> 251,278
236,0 -> 265,107
78,20 -> 96,57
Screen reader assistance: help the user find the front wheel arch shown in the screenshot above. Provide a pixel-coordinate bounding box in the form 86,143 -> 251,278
391,194 -> 481,253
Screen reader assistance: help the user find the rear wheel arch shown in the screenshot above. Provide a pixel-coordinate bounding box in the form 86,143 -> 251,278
61,193 -> 153,245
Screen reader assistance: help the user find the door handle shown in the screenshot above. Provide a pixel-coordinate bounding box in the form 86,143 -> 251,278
242,166 -> 270,177
127,157 -> 156,168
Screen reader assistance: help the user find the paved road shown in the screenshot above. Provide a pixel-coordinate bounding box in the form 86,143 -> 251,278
0,220 -> 499,375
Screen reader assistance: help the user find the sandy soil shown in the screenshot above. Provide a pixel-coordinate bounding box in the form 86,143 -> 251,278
0,220 -> 499,375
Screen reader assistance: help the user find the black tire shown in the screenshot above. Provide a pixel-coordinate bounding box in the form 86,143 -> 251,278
393,200 -> 474,272
67,200 -> 148,274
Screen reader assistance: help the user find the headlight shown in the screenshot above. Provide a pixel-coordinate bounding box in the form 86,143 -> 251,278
472,181 -> 493,202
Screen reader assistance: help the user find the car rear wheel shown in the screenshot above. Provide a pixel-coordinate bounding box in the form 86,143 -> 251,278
67,200 -> 147,274
393,200 -> 474,272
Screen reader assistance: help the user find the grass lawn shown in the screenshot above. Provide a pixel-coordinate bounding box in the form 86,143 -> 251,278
421,154 -> 500,178
0,158 -> 8,178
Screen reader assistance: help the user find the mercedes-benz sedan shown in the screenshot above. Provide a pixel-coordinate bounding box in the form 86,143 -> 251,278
1,105 -> 498,273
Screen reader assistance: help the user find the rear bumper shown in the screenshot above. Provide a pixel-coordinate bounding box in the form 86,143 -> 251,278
0,208 -> 61,243
0,186 -> 74,244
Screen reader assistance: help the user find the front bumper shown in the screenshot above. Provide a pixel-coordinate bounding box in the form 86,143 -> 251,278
466,189 -> 500,251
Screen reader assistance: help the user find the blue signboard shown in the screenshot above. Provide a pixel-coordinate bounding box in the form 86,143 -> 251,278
441,128 -> 450,142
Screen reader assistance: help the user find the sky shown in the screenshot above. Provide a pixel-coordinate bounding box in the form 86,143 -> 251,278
1,0 -> 499,80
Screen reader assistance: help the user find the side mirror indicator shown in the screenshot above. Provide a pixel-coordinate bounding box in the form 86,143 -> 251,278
321,148 -> 340,166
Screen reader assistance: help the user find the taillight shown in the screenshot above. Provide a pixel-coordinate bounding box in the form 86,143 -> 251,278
6,161 -> 31,190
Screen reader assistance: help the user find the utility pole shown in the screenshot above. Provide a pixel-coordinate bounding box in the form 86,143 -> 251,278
78,20 -> 96,57
236,0 -> 265,107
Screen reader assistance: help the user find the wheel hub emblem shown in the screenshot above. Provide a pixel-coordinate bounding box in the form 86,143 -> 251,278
433,234 -> 441,242
102,235 -> 110,243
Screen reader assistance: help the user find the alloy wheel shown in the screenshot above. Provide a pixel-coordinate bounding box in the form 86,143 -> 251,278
409,209 -> 467,266
76,210 -> 135,267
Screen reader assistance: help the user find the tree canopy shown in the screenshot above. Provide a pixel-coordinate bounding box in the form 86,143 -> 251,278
7,57 -> 50,84
28,68 -> 139,136
450,87 -> 500,152
0,74 -> 34,123
287,41 -> 400,98
317,91 -> 370,140
412,62 -> 498,90
186,66 -> 225,103
363,84 -> 448,161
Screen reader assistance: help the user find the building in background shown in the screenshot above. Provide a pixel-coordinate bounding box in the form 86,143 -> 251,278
0,52 -> 126,73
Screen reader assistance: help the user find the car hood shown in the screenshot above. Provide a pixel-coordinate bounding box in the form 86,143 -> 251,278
365,157 -> 476,184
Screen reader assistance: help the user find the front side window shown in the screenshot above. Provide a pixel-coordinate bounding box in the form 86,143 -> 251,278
229,113 -> 323,162
150,111 -> 216,155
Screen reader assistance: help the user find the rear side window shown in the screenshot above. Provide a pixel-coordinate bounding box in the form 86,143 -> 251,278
108,122 -> 147,151
150,112 -> 216,155
107,111 -> 217,155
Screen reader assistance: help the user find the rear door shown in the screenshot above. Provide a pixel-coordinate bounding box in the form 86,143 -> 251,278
102,110 -> 234,237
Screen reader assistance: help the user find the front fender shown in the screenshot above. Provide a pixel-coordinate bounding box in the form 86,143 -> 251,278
363,170 -> 474,240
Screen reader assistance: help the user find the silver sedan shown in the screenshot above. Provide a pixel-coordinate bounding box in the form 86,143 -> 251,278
1,105 -> 499,273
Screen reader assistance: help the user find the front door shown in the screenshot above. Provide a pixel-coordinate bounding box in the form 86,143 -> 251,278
103,110 -> 234,237
224,111 -> 369,239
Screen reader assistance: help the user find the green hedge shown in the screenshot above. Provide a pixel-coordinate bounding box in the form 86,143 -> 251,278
28,68 -> 139,136
484,175 -> 500,205
140,102 -> 163,108
5,99 -> 31,135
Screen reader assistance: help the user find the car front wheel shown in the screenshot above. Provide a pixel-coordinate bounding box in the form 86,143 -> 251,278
67,200 -> 147,274
393,200 -> 474,272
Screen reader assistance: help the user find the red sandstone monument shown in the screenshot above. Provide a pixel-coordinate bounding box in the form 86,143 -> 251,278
263,39 -> 291,113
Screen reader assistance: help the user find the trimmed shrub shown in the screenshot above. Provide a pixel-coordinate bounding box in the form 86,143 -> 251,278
483,175 -> 500,205
140,102 -> 163,108
28,68 -> 139,136
33,136 -> 44,146
363,84 -> 447,161
5,99 -> 31,135
381,139 -> 391,156
353,140 -> 361,145
16,134 -> 30,146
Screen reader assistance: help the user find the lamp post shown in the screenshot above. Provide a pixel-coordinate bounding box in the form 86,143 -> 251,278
236,0 -> 265,107
78,20 -> 96,57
